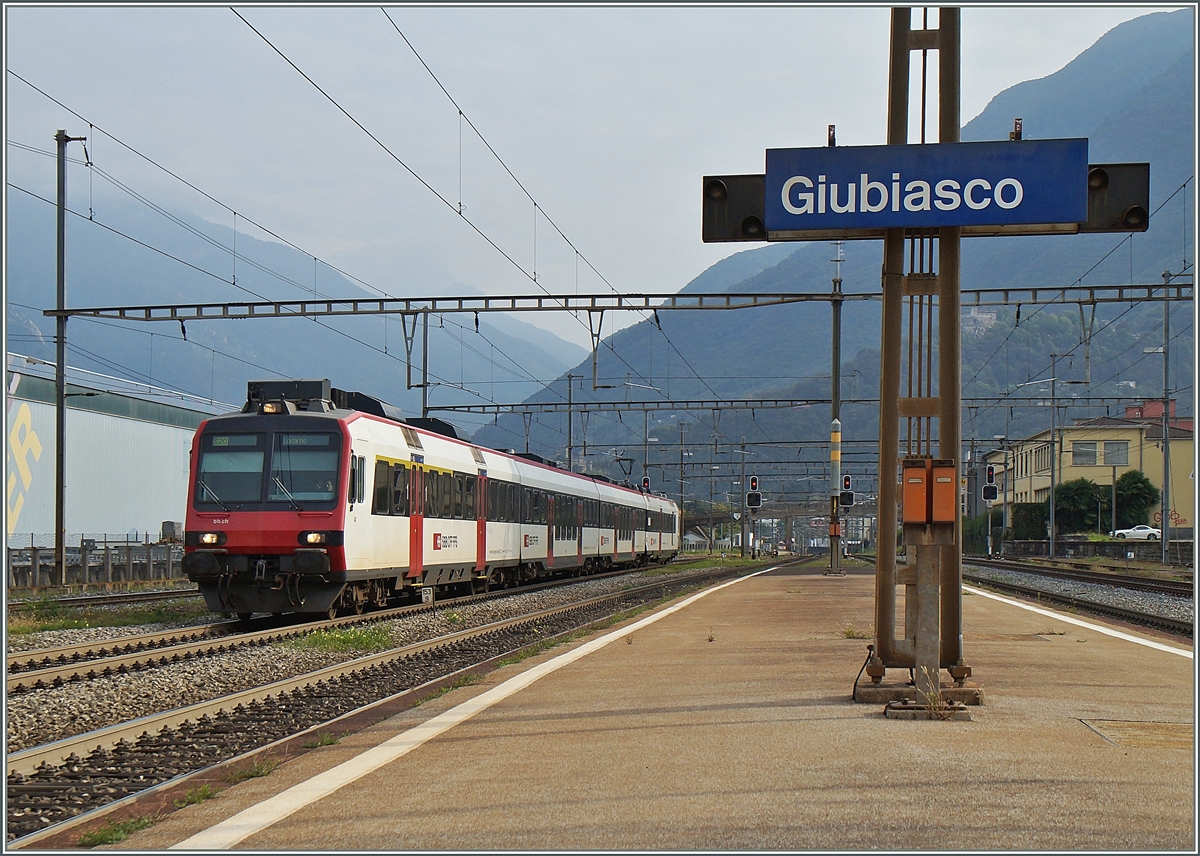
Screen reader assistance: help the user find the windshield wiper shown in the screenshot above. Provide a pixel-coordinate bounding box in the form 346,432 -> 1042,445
272,477 -> 303,511
196,479 -> 230,512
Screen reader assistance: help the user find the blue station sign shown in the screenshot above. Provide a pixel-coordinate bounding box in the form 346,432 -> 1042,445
765,139 -> 1088,232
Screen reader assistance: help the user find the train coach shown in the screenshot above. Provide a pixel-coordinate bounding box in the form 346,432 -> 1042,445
182,379 -> 680,618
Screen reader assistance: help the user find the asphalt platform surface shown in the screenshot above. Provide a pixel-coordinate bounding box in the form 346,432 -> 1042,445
108,559 -> 1194,851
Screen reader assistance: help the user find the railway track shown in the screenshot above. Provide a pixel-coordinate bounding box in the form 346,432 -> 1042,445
7,587 -> 203,613
5,565 -> 672,692
961,573 -> 1193,638
963,556 -> 1194,598
6,559 -> 794,846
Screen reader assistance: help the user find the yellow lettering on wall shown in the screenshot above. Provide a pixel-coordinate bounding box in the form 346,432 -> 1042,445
10,403 -> 43,489
7,403 -> 43,535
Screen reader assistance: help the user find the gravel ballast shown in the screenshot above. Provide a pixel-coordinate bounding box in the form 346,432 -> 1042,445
5,568 -> 708,754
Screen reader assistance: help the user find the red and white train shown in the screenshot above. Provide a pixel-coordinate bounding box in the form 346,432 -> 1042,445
183,380 -> 680,618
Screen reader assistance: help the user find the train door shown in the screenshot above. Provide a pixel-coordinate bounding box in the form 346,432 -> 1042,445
576,498 -> 584,567
475,471 -> 487,577
546,493 -> 556,569
408,459 -> 424,581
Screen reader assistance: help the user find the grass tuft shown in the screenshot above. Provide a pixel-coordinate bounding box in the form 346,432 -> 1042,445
9,598 -> 212,635
302,731 -> 341,749
77,815 -> 156,847
841,623 -> 872,639
225,759 -> 279,783
173,784 -> 220,808
918,666 -> 952,721
412,673 -> 481,706
287,625 -> 392,653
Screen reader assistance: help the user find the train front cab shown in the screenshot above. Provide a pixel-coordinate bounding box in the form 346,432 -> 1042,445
183,407 -> 356,618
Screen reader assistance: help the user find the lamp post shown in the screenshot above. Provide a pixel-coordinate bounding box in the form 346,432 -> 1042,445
708,465 -> 720,553
994,434 -> 1007,555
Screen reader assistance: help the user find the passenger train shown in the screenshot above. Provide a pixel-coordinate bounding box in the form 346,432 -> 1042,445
182,380 -> 680,618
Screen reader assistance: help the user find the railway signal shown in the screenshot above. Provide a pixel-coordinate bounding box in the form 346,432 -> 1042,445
749,475 -> 759,491
746,491 -> 762,509
642,476 -> 650,490
842,474 -> 852,491
983,465 -> 998,501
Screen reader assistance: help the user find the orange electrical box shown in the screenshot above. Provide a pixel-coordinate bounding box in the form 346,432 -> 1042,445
902,458 -> 930,524
931,459 -> 957,523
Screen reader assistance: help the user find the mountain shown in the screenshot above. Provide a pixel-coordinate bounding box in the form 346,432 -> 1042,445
469,8 -> 1194,478
4,191 -> 586,431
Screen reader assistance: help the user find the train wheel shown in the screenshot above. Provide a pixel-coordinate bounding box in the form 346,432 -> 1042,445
237,612 -> 253,622
326,603 -> 339,620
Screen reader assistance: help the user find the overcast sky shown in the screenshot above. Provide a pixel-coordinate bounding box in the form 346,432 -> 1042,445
4,3 -> 1186,351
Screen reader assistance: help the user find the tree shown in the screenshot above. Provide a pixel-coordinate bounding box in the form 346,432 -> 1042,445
1115,470 -> 1160,529
1054,478 -> 1104,534
1012,502 -> 1048,540
963,508 -> 1004,553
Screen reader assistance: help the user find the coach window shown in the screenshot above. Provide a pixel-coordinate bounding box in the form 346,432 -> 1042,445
372,461 -> 391,515
425,471 -> 438,518
441,473 -> 453,518
452,474 -> 464,519
465,476 -> 476,520
392,465 -> 409,516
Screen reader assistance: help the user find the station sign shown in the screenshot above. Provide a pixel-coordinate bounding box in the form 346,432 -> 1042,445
765,139 -> 1087,233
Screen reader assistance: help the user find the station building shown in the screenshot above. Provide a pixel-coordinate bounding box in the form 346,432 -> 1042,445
983,400 -> 1194,539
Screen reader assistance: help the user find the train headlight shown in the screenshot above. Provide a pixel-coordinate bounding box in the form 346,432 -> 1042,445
195,532 -> 226,546
300,531 -> 328,545
260,401 -> 282,414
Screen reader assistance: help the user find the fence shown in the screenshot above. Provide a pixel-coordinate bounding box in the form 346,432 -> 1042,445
6,534 -> 186,590
1004,539 -> 1193,566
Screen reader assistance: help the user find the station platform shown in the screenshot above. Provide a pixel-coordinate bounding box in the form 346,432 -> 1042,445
116,561 -> 1193,851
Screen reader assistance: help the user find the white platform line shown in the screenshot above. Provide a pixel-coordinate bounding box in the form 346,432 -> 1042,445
965,584 -> 1193,658
172,567 -> 777,850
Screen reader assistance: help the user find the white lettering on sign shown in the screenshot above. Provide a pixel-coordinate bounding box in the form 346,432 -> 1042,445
783,172 -> 1025,217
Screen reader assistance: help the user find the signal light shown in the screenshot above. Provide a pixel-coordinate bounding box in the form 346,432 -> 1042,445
746,491 -> 762,508
986,465 -> 996,485
1081,163 -> 1149,233
842,474 -> 852,491
749,475 -> 759,492
982,485 -> 999,502
641,476 -> 650,490
702,174 -> 767,242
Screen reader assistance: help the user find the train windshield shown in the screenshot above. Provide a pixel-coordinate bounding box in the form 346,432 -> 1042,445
195,430 -> 342,509
268,433 -> 340,503
197,433 -> 265,505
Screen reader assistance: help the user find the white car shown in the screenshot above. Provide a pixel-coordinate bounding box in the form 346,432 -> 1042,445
1109,525 -> 1161,540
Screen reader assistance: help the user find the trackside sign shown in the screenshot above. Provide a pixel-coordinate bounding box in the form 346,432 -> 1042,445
765,139 -> 1087,232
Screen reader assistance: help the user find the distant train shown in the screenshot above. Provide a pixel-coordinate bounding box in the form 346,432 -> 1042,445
182,379 -> 680,618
